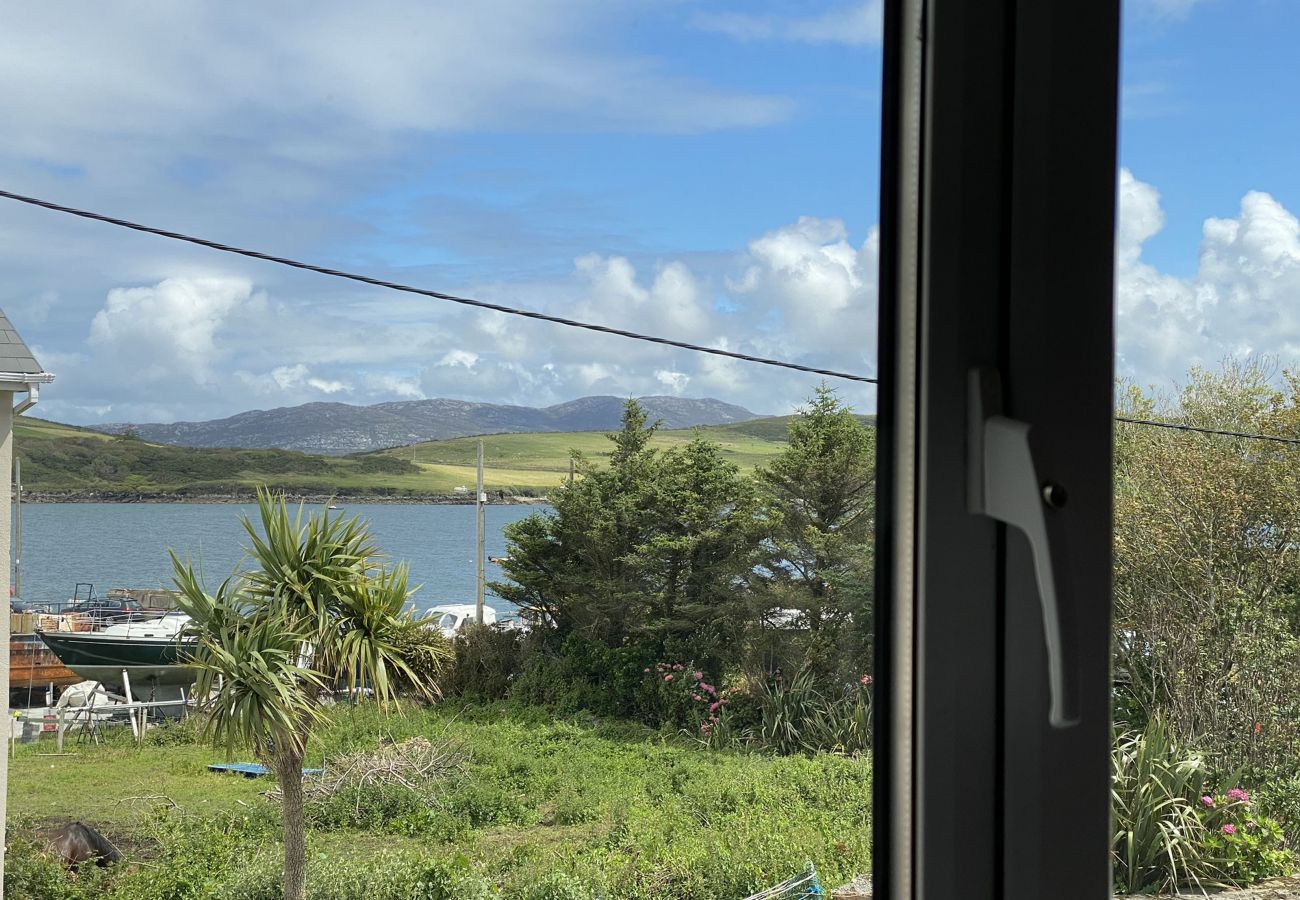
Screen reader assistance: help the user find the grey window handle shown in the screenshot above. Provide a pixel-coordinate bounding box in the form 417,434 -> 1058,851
968,368 -> 1080,729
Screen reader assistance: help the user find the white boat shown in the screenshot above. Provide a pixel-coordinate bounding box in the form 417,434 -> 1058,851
38,612 -> 195,689
426,604 -> 496,638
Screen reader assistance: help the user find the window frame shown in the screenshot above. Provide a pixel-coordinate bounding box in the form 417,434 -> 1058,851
873,1 -> 1121,897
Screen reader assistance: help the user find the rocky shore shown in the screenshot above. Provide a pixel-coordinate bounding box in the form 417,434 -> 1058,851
20,491 -> 549,505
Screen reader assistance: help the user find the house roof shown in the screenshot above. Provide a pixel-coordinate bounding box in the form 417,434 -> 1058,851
0,310 -> 48,377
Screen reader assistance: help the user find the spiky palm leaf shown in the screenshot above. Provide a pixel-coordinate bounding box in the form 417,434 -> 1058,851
170,490 -> 451,900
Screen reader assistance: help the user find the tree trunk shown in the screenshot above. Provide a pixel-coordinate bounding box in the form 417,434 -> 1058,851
274,746 -> 308,900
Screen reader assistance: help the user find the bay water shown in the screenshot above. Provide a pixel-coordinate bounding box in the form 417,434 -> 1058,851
11,502 -> 543,617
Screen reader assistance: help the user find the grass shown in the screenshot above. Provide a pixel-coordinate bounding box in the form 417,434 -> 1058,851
6,702 -> 872,899
367,417 -> 829,490
8,740 -> 269,828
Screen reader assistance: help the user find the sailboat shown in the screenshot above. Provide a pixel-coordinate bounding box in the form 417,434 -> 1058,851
37,612 -> 195,689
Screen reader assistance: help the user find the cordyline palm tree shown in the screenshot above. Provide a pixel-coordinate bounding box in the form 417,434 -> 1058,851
171,490 -> 450,900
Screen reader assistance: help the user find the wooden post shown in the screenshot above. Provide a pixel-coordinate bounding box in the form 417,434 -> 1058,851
476,440 -> 485,625
13,457 -> 21,600
56,708 -> 64,754
568,457 -> 574,487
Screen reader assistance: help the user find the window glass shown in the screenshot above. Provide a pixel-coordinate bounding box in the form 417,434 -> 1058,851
0,3 -> 884,897
1113,2 -> 1300,892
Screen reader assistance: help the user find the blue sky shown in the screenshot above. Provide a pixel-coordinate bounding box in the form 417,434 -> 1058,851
0,0 -> 1295,424
1121,0 -> 1300,276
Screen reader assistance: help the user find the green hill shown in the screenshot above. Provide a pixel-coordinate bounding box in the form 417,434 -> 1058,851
12,414 -> 869,499
14,417 -> 428,499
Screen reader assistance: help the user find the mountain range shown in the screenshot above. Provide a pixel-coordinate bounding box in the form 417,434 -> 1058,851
98,396 -> 761,455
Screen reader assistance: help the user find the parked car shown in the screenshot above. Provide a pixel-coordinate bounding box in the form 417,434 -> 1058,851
58,597 -> 155,626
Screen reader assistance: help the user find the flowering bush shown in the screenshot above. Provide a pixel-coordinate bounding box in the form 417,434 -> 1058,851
1197,789 -> 1293,886
642,661 -> 725,734
1112,719 -> 1293,893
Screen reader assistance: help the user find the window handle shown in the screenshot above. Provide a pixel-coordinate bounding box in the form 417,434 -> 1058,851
968,368 -> 1081,729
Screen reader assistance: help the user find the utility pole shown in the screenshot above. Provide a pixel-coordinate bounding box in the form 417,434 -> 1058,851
476,440 -> 485,625
13,457 -> 20,600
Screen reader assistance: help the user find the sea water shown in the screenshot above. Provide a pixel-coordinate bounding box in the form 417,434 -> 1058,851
11,502 -> 543,617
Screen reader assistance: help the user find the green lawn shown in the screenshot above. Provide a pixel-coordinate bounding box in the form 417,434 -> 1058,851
6,702 -> 871,899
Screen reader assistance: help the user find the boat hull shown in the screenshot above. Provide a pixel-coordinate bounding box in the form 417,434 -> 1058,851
37,630 -> 196,689
9,635 -> 80,690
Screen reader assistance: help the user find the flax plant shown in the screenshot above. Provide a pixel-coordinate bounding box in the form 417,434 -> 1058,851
170,489 -> 450,900
1111,718 -> 1230,893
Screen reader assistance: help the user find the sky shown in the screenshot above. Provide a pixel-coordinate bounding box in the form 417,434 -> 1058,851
0,0 -> 1296,424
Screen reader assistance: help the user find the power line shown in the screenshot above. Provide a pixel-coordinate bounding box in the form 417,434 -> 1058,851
1115,415 -> 1300,447
0,188 -> 878,386
9,190 -> 1300,446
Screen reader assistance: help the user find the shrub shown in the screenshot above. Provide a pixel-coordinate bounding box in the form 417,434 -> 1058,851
1198,789 -> 1294,886
387,620 -> 454,696
444,623 -> 525,700
1111,719 -> 1293,893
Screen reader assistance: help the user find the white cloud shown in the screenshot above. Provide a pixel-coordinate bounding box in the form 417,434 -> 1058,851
33,214 -> 889,424
268,364 -> 351,395
439,350 -> 480,369
0,0 -> 790,172
1116,169 -> 1300,388
366,374 -> 425,400
271,365 -> 309,391
88,277 -> 254,385
693,1 -> 883,46
655,369 -> 690,392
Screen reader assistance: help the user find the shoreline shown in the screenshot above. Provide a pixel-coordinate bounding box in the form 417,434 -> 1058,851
20,491 -> 551,506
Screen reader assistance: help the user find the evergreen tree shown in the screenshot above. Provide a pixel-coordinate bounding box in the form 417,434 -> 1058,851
495,401 -> 763,664
754,385 -> 876,677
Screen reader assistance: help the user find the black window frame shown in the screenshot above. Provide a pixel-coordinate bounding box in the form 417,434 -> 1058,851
873,1 -> 1121,897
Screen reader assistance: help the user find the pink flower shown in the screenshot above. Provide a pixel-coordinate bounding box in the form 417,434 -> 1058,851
664,674 -> 674,682
673,664 -> 684,671
644,668 -> 651,673
701,683 -> 716,695
860,674 -> 874,686
691,694 -> 703,702
1222,824 -> 1237,836
693,671 -> 704,681
1227,788 -> 1250,804
709,701 -> 721,713
1201,795 -> 1215,808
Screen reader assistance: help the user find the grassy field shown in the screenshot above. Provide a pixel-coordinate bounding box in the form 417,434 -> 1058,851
6,702 -> 871,899
367,420 -> 800,493
12,415 -> 831,498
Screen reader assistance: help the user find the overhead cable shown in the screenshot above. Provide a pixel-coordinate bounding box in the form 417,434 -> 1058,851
1114,415 -> 1300,447
0,189 -> 878,385
12,189 -> 1300,446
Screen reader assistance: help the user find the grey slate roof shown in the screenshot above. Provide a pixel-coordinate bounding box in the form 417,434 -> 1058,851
0,309 -> 46,375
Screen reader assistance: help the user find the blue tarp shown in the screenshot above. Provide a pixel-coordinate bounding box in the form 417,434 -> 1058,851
207,762 -> 322,778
